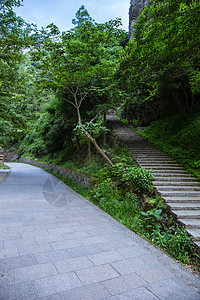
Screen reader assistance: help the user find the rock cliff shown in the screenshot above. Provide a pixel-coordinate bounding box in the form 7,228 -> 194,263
129,0 -> 150,39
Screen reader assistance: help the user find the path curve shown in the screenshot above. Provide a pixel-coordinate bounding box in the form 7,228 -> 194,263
0,163 -> 200,299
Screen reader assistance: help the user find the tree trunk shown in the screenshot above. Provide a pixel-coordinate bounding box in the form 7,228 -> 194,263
76,105 -> 113,166
85,130 -> 113,166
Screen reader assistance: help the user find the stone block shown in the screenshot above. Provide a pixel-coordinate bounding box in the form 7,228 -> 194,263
146,277 -> 200,300
0,255 -> 37,271
0,248 -> 18,259
14,263 -> 58,283
116,245 -> 148,258
0,281 -> 38,300
35,250 -> 71,264
18,244 -> 52,256
35,273 -> 82,298
67,244 -> 102,258
102,272 -> 146,295
136,265 -> 173,283
50,239 -> 82,250
60,283 -> 111,300
54,256 -> 94,273
88,250 -> 124,265
108,287 -> 159,300
111,257 -> 147,275
76,264 -> 119,285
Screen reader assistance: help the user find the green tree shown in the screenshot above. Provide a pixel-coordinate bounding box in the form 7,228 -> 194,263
32,6 -> 125,164
0,0 -> 32,146
118,0 -> 200,121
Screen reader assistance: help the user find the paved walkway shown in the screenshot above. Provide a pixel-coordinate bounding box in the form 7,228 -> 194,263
0,163 -> 200,300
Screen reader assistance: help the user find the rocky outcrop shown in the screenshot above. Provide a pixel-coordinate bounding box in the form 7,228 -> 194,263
129,0 -> 151,39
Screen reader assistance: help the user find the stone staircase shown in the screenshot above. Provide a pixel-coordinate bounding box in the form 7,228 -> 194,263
107,115 -> 200,249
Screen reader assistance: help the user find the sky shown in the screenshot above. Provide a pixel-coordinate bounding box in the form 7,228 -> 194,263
14,0 -> 130,32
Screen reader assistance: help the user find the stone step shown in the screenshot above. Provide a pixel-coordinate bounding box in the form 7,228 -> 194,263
153,173 -> 196,179
140,164 -> 180,169
156,186 -> 200,191
130,149 -> 167,152
161,191 -> 200,197
153,181 -> 200,186
143,166 -> 185,170
194,241 -> 200,248
151,170 -> 189,174
170,203 -> 200,210
139,161 -> 176,164
179,219 -> 200,229
185,228 -> 200,241
129,148 -> 161,151
132,154 -> 169,157
163,196 -> 200,203
153,177 -> 197,182
172,210 -> 200,219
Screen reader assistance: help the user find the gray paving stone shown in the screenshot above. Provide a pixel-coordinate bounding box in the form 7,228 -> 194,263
50,239 -> 82,250
0,254 -> 37,271
35,250 -> 71,264
37,294 -> 61,300
102,272 -> 146,295
35,273 -> 82,298
146,277 -> 200,300
4,238 -> 36,248
0,232 -> 21,240
111,257 -> 148,275
0,247 -> 18,259
108,287 -> 159,300
0,281 -> 38,300
60,282 -> 111,300
0,240 -> 4,249
0,269 -> 14,286
78,236 -> 108,245
98,241 -> 131,252
47,227 -> 74,236
76,264 -> 119,285
136,265 -> 174,283
88,250 -> 124,265
62,231 -> 90,240
35,235 -> 64,244
54,256 -> 94,273
18,243 -> 52,256
67,244 -> 102,258
116,245 -> 148,258
14,263 -> 58,283
72,225 -> 96,232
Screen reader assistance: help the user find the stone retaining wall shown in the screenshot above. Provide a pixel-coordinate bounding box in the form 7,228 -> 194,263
19,157 -> 92,188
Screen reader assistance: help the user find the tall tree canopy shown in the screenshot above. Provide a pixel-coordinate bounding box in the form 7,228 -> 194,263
117,0 -> 200,123
0,0 -> 32,146
32,6 -> 126,163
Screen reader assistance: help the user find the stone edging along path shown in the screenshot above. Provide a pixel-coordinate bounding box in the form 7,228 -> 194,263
107,115 -> 200,250
18,157 -> 92,188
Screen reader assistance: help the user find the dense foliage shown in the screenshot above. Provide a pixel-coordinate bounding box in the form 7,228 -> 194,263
0,0 -> 33,146
117,0 -> 200,125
